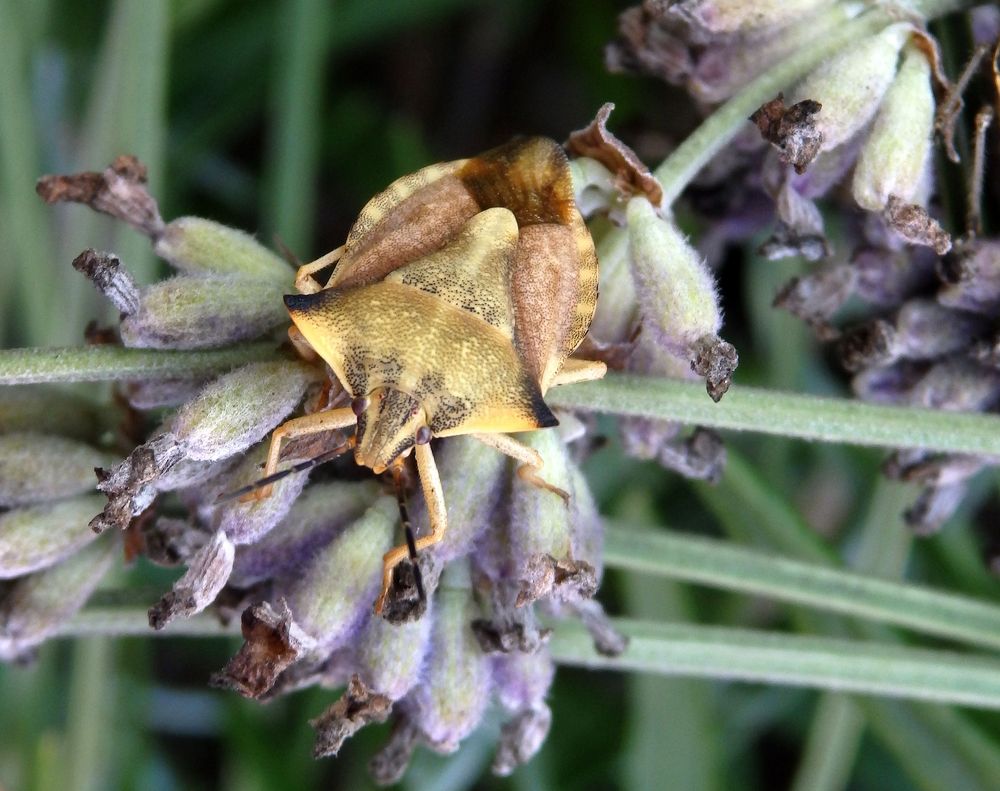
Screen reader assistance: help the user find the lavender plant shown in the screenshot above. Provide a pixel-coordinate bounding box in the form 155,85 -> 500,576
2,0 -> 1000,788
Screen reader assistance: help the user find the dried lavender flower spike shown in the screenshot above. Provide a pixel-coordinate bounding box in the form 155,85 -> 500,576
312,675 -> 393,758
0,433 -> 117,507
853,45 -> 935,212
669,0 -> 835,35
120,274 -> 288,349
0,534 -> 118,661
789,24 -> 911,163
282,496 -> 396,649
154,217 -> 293,283
0,495 -> 107,578
173,361 -> 318,461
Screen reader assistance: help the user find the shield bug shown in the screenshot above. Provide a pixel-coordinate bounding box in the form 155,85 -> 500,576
243,137 -> 606,614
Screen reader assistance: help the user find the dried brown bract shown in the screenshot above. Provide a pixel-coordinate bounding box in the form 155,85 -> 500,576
567,102 -> 663,205
750,93 -> 823,174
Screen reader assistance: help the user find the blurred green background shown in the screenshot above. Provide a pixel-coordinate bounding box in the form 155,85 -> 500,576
2,1 -> 1000,790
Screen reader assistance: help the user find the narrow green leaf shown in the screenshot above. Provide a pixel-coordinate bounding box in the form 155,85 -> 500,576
551,619 -> 1000,710
604,524 -> 1000,653
262,0 -> 329,254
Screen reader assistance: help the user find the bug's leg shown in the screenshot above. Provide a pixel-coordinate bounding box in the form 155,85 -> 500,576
549,358 -> 607,387
242,406 -> 356,502
471,432 -> 569,504
375,442 -> 446,614
294,245 -> 345,293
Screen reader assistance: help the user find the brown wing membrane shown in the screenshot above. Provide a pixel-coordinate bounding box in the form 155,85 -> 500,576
328,160 -> 478,290
459,138 -> 599,391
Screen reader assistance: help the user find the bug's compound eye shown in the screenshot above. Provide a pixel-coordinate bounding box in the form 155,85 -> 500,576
351,396 -> 370,417
415,426 -> 432,445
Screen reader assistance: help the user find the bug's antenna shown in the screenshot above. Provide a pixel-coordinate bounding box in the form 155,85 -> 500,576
392,462 -> 426,604
217,439 -> 354,503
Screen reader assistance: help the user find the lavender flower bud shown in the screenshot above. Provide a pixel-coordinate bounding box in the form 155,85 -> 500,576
505,430 -> 597,607
211,443 -> 310,545
356,603 -> 433,701
230,481 -> 378,586
154,217 -> 292,283
404,579 -> 492,753
492,650 -> 555,777
908,359 -> 1000,412
851,361 -> 928,404
853,45 -> 934,212
790,24 -> 910,159
0,386 -> 103,441
148,529 -> 235,629
125,378 -> 209,410
0,533 -> 117,661
0,433 -> 116,507
120,274 -> 288,349
839,300 -> 988,371
283,496 -> 396,649
431,436 -> 508,564
173,361 -> 317,461
627,197 -> 736,400
670,0 -> 835,35
937,241 -> 1000,315
0,495 -> 106,578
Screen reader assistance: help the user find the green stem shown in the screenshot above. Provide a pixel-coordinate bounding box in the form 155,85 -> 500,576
549,374 -> 1000,457
59,609 -> 1000,711
0,343 -> 281,384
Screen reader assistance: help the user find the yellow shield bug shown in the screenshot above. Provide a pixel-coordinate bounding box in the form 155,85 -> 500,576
235,137 -> 606,615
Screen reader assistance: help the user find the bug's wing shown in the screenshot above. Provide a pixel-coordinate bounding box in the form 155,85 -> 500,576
510,217 -> 598,392
327,159 -> 477,290
385,207 -> 518,338
458,137 -> 599,392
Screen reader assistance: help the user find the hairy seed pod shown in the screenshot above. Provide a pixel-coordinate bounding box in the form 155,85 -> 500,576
404,579 -> 491,753
853,45 -> 935,212
0,495 -> 107,578
173,361 -> 318,461
0,433 -> 116,507
627,197 -> 721,354
0,533 -> 118,661
211,443 -> 310,545
120,274 -> 288,349
791,24 -> 910,154
283,496 -> 396,649
230,481 -> 378,586
356,602 -> 434,701
154,217 -> 292,283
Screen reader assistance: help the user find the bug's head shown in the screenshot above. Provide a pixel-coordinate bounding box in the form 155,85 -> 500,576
352,387 -> 431,474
